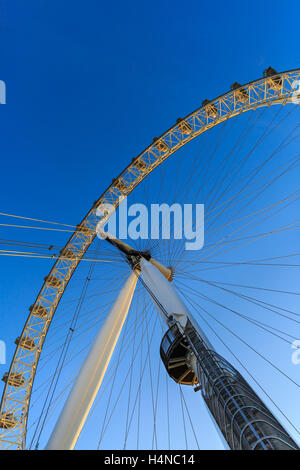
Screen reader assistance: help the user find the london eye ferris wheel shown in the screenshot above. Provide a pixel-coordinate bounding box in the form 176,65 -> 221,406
1,67 -> 300,450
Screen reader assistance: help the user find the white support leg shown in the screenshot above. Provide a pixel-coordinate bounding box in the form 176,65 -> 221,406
140,258 -> 228,449
140,258 -> 213,348
45,270 -> 139,450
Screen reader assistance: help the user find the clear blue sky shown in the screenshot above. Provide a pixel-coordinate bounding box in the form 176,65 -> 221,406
0,0 -> 299,450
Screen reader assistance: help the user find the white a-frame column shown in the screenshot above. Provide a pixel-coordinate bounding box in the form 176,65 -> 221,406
140,258 -> 213,348
46,270 -> 139,450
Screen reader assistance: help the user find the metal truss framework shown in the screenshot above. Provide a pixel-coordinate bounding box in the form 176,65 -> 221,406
185,321 -> 298,449
0,69 -> 299,449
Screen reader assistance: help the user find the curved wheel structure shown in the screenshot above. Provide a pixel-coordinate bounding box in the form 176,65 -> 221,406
0,68 -> 300,450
